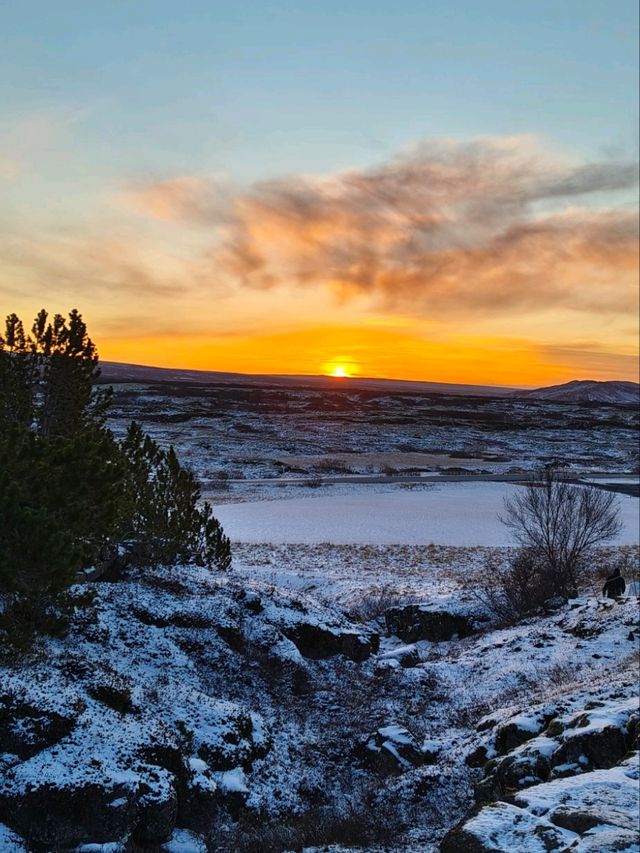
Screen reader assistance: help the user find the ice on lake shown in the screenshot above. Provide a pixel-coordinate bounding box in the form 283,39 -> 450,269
212,482 -> 640,546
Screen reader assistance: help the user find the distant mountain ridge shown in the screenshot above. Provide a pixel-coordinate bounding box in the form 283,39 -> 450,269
98,361 -> 517,397
98,361 -> 639,403
515,379 -> 639,404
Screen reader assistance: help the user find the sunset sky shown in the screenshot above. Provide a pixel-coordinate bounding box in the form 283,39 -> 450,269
1,1 -> 638,386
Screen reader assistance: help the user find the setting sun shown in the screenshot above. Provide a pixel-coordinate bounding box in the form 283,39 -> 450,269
322,358 -> 359,378
330,365 -> 349,378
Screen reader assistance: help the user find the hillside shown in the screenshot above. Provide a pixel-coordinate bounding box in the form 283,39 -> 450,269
99,361 -> 516,397
0,553 -> 638,852
515,380 -> 639,405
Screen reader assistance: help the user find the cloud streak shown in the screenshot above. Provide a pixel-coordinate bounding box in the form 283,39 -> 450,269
128,136 -> 638,317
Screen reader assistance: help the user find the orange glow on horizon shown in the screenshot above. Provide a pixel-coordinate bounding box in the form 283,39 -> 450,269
96,325 -> 639,387
322,359 -> 358,379
329,366 -> 350,378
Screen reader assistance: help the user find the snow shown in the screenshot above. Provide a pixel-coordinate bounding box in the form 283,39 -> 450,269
456,801 -> 575,851
584,477 -> 640,485
379,644 -> 419,661
218,767 -> 249,794
212,482 -> 640,545
74,846 -> 125,853
0,824 -> 27,853
377,725 -> 415,745
161,829 -> 208,853
515,761 -> 640,829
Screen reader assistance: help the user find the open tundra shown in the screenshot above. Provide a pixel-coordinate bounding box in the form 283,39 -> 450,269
1,375 -> 638,851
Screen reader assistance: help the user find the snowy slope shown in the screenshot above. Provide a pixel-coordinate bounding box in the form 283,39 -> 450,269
1,552 -> 638,852
516,379 -> 639,404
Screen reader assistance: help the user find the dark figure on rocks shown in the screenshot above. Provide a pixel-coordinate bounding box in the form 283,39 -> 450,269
603,567 -> 625,598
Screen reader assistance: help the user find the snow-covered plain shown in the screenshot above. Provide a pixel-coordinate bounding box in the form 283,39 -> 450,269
212,483 -> 640,546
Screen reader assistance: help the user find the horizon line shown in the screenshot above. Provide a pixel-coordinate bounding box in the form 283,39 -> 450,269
98,358 -> 639,392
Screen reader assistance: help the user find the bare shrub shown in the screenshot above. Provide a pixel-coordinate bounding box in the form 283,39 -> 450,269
348,585 -> 403,622
502,467 -> 622,598
537,661 -> 582,690
229,788 -> 398,853
474,548 -> 552,625
303,475 -> 323,488
311,458 -> 353,474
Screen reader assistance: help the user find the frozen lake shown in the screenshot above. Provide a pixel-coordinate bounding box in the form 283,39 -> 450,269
212,482 -> 640,546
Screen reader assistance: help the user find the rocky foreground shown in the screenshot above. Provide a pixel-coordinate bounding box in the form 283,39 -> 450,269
0,561 -> 638,852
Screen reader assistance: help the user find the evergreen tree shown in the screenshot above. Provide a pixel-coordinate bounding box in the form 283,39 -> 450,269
31,309 -> 112,437
121,422 -> 231,570
0,307 -> 231,647
0,426 -> 126,644
0,314 -> 38,429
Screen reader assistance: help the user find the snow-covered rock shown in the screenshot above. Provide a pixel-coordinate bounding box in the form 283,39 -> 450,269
444,757 -> 640,853
449,685 -> 640,852
358,724 -> 426,775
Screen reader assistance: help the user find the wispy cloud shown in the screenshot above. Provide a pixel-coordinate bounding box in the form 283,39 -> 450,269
126,135 -> 638,316
0,228 -> 190,300
122,176 -> 233,223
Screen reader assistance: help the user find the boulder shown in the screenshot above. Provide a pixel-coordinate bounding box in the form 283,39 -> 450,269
514,756 -> 640,835
0,774 -> 137,848
543,596 -> 568,613
385,603 -> 475,643
465,744 -> 489,769
440,802 -> 572,853
133,766 -> 178,844
215,766 -> 249,818
281,622 -> 377,661
359,724 -> 425,775
178,758 -> 218,833
184,700 -> 270,771
0,691 -> 78,760
494,750 -> 551,792
494,708 -> 558,755
552,719 -> 631,772
378,644 -> 421,668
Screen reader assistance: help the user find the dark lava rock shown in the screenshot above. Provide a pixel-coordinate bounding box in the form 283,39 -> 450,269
133,768 -> 178,844
358,724 -> 425,775
385,604 -> 475,643
440,803 -> 570,853
549,806 -> 601,833
282,622 -> 377,661
543,595 -> 568,613
0,692 -> 79,760
0,778 -> 137,848
552,722 -> 629,771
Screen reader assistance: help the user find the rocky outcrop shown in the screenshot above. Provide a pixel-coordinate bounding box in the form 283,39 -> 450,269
447,688 -> 640,852
0,563 -> 387,849
281,621 -> 377,661
358,724 -> 426,775
377,643 -> 421,668
385,602 -> 476,643
443,755 -> 640,852
0,688 -> 80,760
0,771 -> 139,848
441,802 -> 571,853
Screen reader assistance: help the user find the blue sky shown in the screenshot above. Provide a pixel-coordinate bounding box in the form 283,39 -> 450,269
0,1 -> 638,383
2,0 -> 638,184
